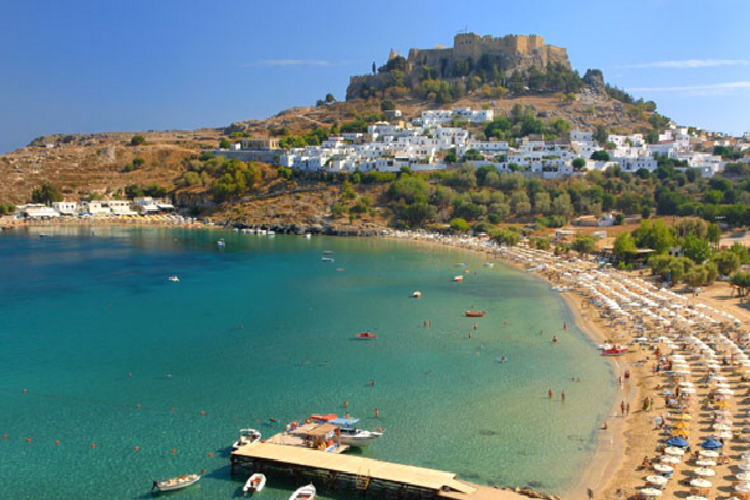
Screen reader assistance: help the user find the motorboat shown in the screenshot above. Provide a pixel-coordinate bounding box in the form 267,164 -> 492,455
168,276 -> 179,283
321,257 -> 334,262
329,417 -> 383,447
232,428 -> 262,450
484,262 -> 494,268
465,310 -> 485,318
304,233 -> 312,239
355,331 -> 377,340
602,345 -> 628,356
267,230 -> 275,236
453,275 -> 463,282
152,473 -> 201,492
216,239 -> 226,249
243,473 -> 266,495
289,484 -> 316,500
411,291 -> 421,298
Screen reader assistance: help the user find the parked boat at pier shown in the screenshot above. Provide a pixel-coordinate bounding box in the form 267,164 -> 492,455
329,417 -> 383,447
289,483 -> 316,500
233,428 -> 262,450
465,310 -> 485,318
243,473 -> 266,494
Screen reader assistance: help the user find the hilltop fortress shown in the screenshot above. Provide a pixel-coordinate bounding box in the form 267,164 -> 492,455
346,33 -> 571,100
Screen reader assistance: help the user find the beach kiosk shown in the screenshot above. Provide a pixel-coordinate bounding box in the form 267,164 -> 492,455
303,424 -> 340,451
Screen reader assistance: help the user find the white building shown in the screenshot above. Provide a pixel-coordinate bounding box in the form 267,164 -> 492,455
52,201 -> 78,216
20,204 -> 60,218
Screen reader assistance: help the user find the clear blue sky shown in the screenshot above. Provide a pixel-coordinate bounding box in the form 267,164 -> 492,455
1,0 -> 749,153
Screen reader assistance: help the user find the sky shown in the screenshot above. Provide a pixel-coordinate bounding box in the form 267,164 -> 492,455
1,0 -> 749,154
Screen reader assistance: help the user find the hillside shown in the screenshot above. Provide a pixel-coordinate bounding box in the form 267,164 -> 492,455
1,88 -> 654,208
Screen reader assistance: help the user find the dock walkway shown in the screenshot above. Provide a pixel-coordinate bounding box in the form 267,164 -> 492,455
232,442 -> 526,499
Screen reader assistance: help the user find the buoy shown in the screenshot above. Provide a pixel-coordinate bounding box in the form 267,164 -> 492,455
23,389 -> 27,394
170,408 -> 175,412
135,446 -> 140,451
136,404 -> 140,409
127,373 -> 132,377
55,440 -> 60,446
200,411 -> 206,416
2,434 -> 7,439
26,438 -> 31,443
207,452 -> 213,457
171,448 -> 176,454
91,443 -> 96,448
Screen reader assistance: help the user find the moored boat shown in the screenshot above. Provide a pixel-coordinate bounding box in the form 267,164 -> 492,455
329,417 -> 383,447
243,473 -> 266,495
152,473 -> 201,492
232,428 -> 262,449
216,238 -> 226,249
289,484 -> 316,500
168,276 -> 179,282
465,310 -> 485,318
453,275 -> 463,282
321,257 -> 334,262
355,331 -> 377,339
602,345 -> 628,356
411,291 -> 421,298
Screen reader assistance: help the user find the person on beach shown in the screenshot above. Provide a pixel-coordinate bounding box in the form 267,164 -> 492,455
621,401 -> 626,415
561,390 -> 565,402
563,322 -> 567,331
602,421 -> 608,430
626,402 -> 630,415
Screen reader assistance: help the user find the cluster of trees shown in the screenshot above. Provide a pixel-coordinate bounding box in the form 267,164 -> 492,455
483,104 -> 570,141
612,218 -> 748,288
179,154 -> 262,203
124,184 -> 168,199
0,201 -> 15,214
31,182 -> 63,204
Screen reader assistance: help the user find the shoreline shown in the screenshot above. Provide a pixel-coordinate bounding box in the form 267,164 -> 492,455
383,235 -> 633,500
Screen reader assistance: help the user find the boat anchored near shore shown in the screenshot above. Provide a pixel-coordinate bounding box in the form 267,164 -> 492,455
233,428 -> 262,450
243,473 -> 266,495
289,483 -> 316,500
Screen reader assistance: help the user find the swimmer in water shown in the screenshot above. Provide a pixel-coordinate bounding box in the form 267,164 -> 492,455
500,356 -> 506,363
553,335 -> 558,344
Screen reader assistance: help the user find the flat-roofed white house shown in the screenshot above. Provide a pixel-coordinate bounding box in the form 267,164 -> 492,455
80,201 -> 111,215
20,204 -> 60,218
104,200 -> 137,215
52,201 -> 78,216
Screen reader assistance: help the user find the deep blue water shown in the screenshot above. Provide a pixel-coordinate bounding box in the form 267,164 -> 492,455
0,227 -> 615,499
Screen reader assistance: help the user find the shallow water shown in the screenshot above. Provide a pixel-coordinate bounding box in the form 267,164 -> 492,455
0,227 -> 615,499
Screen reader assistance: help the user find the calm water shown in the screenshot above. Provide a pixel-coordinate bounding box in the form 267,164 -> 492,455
0,227 -> 615,499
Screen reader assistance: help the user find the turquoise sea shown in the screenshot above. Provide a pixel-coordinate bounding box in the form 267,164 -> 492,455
0,227 -> 615,499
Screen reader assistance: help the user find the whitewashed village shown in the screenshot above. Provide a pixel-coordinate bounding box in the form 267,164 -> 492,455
9,106 -> 749,221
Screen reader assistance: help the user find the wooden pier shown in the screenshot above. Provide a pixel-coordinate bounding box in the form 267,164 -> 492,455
231,442 -> 528,499
231,441 -> 478,499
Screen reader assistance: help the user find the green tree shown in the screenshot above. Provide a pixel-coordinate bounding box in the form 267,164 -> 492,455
633,219 -> 675,254
533,192 -> 551,214
31,182 -> 63,204
681,234 -> 712,263
572,235 -> 597,257
130,135 -> 146,146
613,232 -> 636,259
590,150 -> 610,161
572,158 -> 586,170
593,125 -> 608,145
450,218 -> 470,231
510,191 -> 531,214
219,139 -> 231,149
713,250 -> 741,276
729,242 -> 750,265
325,93 -> 335,103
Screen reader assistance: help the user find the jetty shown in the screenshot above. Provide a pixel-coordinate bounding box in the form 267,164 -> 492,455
231,442 -> 524,499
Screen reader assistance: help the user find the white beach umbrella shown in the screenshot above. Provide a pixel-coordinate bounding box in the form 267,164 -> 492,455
661,455 -> 681,464
652,463 -> 673,474
699,450 -> 719,458
695,459 -> 716,467
693,467 -> 716,477
665,447 -> 685,456
716,431 -> 733,438
736,472 -> 750,481
690,478 -> 712,488
639,487 -> 663,498
736,482 -> 750,493
713,383 -> 732,388
646,475 -> 668,486
712,423 -> 732,431
682,387 -> 697,394
684,496 -> 708,500
717,388 -> 735,395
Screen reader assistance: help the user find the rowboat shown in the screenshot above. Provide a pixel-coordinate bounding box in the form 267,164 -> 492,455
289,483 -> 316,500
168,276 -> 179,282
243,473 -> 266,495
355,331 -> 377,339
152,473 -> 201,492
321,257 -> 334,262
465,310 -> 485,318
233,428 -> 262,450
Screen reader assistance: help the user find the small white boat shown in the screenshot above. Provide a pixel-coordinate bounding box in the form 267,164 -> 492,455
453,275 -> 463,282
233,428 -> 262,450
289,483 -> 316,500
411,291 -> 421,298
217,239 -> 226,248
329,417 -> 383,447
243,473 -> 266,495
152,473 -> 201,492
304,234 -> 311,239
484,262 -> 494,268
267,230 -> 275,236
321,257 -> 334,262
168,276 -> 179,283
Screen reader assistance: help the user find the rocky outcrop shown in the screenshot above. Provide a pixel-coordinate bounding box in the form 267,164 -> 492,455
583,69 -> 605,93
